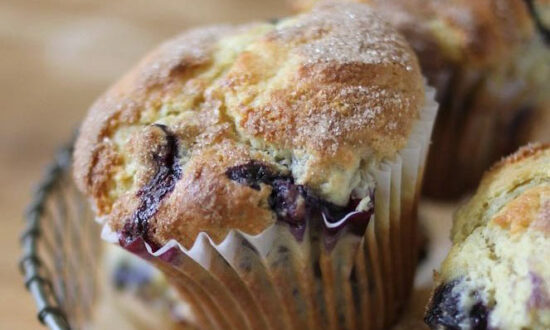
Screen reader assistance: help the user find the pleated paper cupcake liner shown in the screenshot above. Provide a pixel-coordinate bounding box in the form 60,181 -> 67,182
103,85 -> 438,330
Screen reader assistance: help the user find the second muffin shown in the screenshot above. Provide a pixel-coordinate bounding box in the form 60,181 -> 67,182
425,144 -> 550,329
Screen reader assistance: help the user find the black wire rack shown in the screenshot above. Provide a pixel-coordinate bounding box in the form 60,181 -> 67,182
20,142 -> 101,329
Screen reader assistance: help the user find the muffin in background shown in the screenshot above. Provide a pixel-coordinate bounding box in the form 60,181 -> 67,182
291,0 -> 550,199
425,143 -> 550,329
74,2 -> 437,329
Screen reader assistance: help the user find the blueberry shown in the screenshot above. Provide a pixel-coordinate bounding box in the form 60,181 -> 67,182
226,161 -> 374,237
226,161 -> 310,225
121,124 -> 181,246
425,280 -> 490,330
225,160 -> 276,190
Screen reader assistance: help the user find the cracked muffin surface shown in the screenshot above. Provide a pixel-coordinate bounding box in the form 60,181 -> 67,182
73,2 -> 425,248
291,0 -> 550,199
425,144 -> 550,330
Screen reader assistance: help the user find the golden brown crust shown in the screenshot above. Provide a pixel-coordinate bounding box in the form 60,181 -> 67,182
108,139 -> 278,248
293,0 -> 548,201
291,0 -> 535,66
452,143 -> 550,242
74,3 -> 425,247
73,25 -> 235,202
488,142 -> 550,175
492,185 -> 549,234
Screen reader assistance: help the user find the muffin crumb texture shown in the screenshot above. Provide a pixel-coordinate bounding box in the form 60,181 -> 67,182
426,144 -> 550,330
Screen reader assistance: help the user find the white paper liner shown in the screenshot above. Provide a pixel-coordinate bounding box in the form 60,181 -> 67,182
102,85 -> 438,330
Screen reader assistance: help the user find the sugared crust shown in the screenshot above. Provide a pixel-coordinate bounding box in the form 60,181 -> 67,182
223,10 -> 422,156
291,0 -> 535,65
73,25 -> 236,198
452,143 -> 550,242
74,3 -> 424,247
108,139 -> 278,248
487,142 -> 550,175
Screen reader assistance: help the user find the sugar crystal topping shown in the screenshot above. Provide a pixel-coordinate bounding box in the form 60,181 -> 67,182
290,4 -> 414,67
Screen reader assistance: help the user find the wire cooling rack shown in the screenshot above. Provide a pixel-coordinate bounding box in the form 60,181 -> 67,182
20,142 -> 101,330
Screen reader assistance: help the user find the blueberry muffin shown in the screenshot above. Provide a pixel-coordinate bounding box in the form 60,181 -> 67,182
425,143 -> 550,329
74,3 -> 437,329
291,0 -> 550,199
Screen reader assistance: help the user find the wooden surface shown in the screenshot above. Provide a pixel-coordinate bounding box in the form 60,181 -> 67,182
0,1 -> 454,328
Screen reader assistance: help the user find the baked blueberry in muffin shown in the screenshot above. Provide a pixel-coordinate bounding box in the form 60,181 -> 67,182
74,2 -> 438,329
425,144 -> 550,329
425,280 -> 489,330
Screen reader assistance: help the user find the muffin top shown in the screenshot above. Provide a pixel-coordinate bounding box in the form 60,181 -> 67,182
73,2 -> 424,248
452,143 -> 550,242
292,0 -> 536,66
425,144 -> 550,329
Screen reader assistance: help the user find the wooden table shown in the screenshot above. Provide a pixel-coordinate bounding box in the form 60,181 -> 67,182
0,1 -> 454,328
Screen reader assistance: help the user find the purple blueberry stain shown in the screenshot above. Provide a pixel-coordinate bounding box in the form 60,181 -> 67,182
425,280 -> 465,330
225,161 -> 311,237
121,124 -> 182,249
469,302 -> 489,330
269,178 -> 308,225
425,279 -> 490,330
225,161 -> 374,242
529,272 -> 550,310
225,160 -> 276,190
